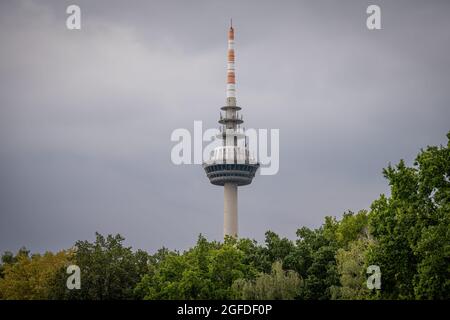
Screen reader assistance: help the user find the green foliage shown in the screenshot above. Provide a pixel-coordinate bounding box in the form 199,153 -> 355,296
136,235 -> 256,299
232,261 -> 301,299
285,224 -> 339,300
331,239 -> 373,300
368,132 -> 450,299
335,211 -> 369,247
48,233 -> 149,300
262,231 -> 295,270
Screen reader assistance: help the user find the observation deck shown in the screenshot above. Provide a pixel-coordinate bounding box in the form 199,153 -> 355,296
203,146 -> 259,186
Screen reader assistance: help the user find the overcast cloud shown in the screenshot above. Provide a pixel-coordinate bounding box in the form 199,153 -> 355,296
0,0 -> 449,254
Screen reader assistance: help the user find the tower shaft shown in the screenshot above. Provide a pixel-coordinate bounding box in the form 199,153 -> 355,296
223,182 -> 238,237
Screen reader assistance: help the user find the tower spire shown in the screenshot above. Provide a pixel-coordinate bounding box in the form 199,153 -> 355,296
226,20 -> 236,105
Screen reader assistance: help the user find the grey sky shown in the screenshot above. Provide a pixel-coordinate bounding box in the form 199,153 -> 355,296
0,0 -> 449,254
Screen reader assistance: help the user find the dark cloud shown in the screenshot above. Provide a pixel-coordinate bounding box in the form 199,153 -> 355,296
1,0 -> 449,253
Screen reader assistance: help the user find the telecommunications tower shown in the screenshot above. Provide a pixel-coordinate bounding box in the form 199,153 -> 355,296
203,21 -> 259,238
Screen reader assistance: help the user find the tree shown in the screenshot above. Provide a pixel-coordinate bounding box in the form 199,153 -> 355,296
334,211 -> 369,248
0,250 -> 70,300
331,239 -> 373,300
232,261 -> 301,300
262,231 -> 295,270
283,220 -> 340,300
136,251 -> 189,299
48,233 -> 149,300
136,235 -> 256,300
412,133 -> 450,299
368,132 -> 450,299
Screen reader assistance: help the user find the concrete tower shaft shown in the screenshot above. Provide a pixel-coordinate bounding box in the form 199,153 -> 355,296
224,183 -> 238,237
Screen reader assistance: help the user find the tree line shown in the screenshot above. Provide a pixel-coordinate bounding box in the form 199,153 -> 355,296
0,133 -> 448,300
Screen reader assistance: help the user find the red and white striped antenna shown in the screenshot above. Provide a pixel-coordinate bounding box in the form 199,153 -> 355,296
226,19 -> 236,101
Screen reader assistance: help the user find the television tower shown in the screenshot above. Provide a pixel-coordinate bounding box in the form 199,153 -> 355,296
203,21 -> 259,238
